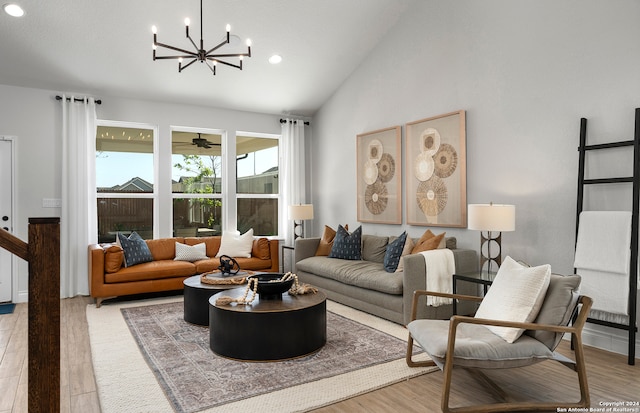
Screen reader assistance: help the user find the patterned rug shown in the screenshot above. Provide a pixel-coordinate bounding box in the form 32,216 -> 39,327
87,297 -> 435,413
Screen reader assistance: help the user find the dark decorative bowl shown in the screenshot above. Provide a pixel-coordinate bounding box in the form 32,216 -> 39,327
247,273 -> 294,300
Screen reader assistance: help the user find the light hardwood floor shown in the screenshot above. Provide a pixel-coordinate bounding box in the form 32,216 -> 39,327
0,296 -> 639,413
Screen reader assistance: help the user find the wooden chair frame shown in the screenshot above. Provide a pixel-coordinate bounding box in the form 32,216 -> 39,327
406,290 -> 592,413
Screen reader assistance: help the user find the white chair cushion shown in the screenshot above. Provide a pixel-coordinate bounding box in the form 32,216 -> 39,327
474,256 -> 551,343
215,229 -> 254,258
174,242 -> 208,262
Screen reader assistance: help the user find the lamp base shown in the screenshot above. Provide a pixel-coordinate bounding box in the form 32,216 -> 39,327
479,231 -> 502,274
293,221 -> 305,240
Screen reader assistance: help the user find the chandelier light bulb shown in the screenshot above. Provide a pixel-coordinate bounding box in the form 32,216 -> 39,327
152,43 -> 157,50
179,57 -> 183,63
246,39 -> 252,47
239,55 -> 243,60
151,25 -> 157,34
184,17 -> 190,26
226,24 -> 231,32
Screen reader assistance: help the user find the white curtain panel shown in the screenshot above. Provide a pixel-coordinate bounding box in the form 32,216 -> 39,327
60,95 -> 97,298
281,119 -> 306,246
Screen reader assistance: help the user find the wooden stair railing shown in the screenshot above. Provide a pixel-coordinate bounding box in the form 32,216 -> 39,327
0,218 -> 60,413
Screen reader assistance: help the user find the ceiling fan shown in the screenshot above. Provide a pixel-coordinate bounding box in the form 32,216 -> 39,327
191,133 -> 219,149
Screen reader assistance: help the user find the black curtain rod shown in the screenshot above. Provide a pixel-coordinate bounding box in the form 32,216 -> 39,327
55,95 -> 102,105
280,118 -> 310,125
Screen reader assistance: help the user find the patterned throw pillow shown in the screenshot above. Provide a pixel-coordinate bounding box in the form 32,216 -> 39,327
383,232 -> 407,272
117,232 -> 153,267
315,224 -> 349,256
328,225 -> 362,260
174,242 -> 208,262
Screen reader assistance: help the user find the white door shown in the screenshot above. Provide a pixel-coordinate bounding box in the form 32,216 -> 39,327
0,138 -> 13,302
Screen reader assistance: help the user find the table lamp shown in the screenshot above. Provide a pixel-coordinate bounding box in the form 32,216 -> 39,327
289,204 -> 314,239
467,203 -> 515,273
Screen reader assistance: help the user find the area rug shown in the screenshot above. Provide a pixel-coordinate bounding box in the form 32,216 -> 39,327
87,297 -> 435,413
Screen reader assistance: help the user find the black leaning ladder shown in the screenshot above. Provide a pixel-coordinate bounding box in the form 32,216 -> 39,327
575,108 -> 639,365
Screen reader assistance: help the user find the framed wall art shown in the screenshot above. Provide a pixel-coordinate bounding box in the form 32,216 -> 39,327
405,110 -> 466,227
356,126 -> 402,224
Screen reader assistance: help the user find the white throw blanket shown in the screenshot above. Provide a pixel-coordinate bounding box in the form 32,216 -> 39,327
574,211 -> 632,315
420,249 -> 455,307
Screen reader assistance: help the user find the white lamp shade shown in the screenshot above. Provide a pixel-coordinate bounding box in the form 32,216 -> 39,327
289,204 -> 314,220
467,204 -> 515,232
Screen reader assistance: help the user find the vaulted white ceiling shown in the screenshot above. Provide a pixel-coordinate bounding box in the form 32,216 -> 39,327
0,0 -> 414,116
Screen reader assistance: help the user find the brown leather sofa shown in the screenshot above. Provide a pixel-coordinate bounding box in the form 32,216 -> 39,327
89,236 -> 279,307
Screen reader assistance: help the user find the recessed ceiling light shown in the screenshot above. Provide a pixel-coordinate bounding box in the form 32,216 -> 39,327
269,54 -> 282,65
3,3 -> 25,17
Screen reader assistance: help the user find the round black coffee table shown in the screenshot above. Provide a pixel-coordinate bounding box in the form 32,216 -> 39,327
183,274 -> 245,326
209,287 -> 327,361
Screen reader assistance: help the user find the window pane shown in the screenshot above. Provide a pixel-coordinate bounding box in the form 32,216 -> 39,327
96,126 -> 154,192
173,198 -> 222,237
172,131 -> 222,194
97,198 -> 153,243
236,136 -> 278,194
238,198 -> 278,236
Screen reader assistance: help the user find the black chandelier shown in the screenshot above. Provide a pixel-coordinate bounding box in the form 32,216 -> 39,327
151,0 -> 251,75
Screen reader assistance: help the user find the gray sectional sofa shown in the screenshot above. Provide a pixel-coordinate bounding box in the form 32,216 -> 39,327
294,234 -> 478,325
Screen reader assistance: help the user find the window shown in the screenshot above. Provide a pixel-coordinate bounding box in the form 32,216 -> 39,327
236,134 -> 279,236
171,130 -> 223,237
95,124 -> 155,242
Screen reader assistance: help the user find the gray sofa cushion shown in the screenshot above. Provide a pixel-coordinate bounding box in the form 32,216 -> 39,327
296,256 -> 402,295
361,234 -> 389,263
408,319 -> 554,369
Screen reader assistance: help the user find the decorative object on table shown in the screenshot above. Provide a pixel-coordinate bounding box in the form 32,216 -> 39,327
215,272 -> 317,305
217,255 -> 240,275
289,204 -> 314,239
356,126 -> 402,224
467,202 -> 516,273
199,269 -> 256,285
405,111 -> 466,227
150,0 -> 252,75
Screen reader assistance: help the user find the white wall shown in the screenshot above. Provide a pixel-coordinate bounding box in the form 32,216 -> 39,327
312,0 -> 640,355
0,84 -> 281,301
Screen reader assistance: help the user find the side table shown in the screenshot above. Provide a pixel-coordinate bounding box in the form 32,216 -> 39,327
452,271 -> 497,315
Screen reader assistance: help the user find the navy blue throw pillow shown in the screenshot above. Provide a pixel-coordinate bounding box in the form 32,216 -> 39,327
329,225 -> 362,260
383,231 -> 407,272
117,231 -> 153,267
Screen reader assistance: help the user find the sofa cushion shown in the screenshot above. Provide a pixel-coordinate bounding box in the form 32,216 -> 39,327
103,245 -> 124,273
296,256 -> 402,295
383,232 -> 407,272
146,237 -> 183,261
118,232 -> 153,267
185,236 -> 221,257
361,235 -> 389,263
174,242 -> 208,262
315,224 -> 348,256
394,236 -> 415,273
216,229 -> 254,258
329,225 -> 362,260
252,238 -> 270,260
104,260 -> 196,283
412,230 -> 445,254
